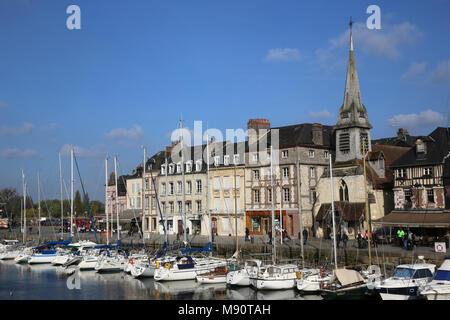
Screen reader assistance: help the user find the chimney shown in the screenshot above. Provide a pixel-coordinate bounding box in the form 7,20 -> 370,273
397,128 -> 409,140
247,119 -> 270,146
312,123 -> 323,145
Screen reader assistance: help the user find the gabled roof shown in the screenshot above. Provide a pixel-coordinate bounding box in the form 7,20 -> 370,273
390,127 -> 450,168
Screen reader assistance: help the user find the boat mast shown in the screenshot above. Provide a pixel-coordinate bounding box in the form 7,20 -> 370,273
296,161 -> 304,268
59,152 -> 63,240
329,154 -> 338,269
362,142 -> 372,266
105,156 -> 109,245
38,171 -> 41,242
206,134 -> 212,247
22,170 -> 26,243
234,161 -> 238,264
142,147 -> 146,236
114,156 -> 120,241
270,145 -> 276,264
180,120 -> 187,243
70,148 -> 74,238
164,157 -> 169,243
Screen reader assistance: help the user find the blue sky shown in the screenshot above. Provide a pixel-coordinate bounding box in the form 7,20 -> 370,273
0,0 -> 449,201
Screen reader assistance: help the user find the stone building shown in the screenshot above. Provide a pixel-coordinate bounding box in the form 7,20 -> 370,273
209,141 -> 246,237
244,119 -> 332,237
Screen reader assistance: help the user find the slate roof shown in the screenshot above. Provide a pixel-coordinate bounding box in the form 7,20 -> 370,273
390,127 -> 450,168
248,123 -> 334,151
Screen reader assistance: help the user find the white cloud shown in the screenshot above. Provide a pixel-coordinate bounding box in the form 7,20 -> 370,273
401,61 -> 427,80
59,144 -> 105,159
106,125 -> 144,140
308,110 -> 333,121
0,148 -> 39,159
430,60 -> 450,84
264,48 -> 302,62
0,122 -> 34,136
316,21 -> 423,69
388,109 -> 446,129
42,123 -> 60,130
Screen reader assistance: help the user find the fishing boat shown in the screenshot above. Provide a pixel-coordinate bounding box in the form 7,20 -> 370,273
296,268 -> 332,294
419,256 -> 450,300
250,264 -> 300,290
320,268 -> 370,300
226,259 -> 264,287
374,261 -> 436,300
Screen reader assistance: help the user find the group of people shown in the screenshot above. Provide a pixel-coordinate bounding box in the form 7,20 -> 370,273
397,227 -> 416,250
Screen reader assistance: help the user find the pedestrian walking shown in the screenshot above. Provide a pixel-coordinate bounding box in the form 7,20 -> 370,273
302,228 -> 308,246
357,231 -> 362,248
342,232 -> 348,249
245,228 -> 250,241
268,231 -> 272,245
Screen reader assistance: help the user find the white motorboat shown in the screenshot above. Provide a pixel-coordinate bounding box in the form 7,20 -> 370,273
14,247 -> 33,264
0,249 -> 21,260
296,268 -> 332,294
374,262 -> 436,300
250,264 -> 300,290
226,259 -> 264,287
419,256 -> 450,300
51,249 -> 73,266
95,254 -> 127,273
154,256 -> 227,281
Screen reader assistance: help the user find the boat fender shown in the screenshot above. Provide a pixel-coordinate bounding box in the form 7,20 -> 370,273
130,259 -> 134,265
164,262 -> 171,269
296,272 -> 302,279
155,261 -> 159,269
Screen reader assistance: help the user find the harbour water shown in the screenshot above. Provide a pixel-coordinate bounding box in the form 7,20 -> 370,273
0,260 -> 324,300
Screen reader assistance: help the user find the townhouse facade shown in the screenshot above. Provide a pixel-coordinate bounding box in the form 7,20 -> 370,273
244,119 -> 332,237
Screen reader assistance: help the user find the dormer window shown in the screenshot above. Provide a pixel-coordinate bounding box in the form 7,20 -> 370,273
282,150 -> 289,158
161,164 -> 166,175
169,164 -> 175,174
253,153 -> 259,162
341,112 -> 349,119
186,161 -> 193,173
224,155 -> 230,166
214,156 -> 220,166
416,139 -> 425,154
176,163 -> 181,173
233,154 -> 240,165
359,111 -> 365,118
196,160 -> 202,172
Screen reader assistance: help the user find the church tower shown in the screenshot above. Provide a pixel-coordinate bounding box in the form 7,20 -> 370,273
334,19 -> 372,163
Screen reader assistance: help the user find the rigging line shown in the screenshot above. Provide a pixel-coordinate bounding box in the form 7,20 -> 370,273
117,159 -> 144,243
73,153 -> 98,244
38,183 -> 59,240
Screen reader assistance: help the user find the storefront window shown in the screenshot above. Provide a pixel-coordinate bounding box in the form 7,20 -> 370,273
251,216 -> 261,232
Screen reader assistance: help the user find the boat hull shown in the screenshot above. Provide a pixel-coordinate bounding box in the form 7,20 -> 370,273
250,278 -> 297,290
28,254 -> 57,264
321,284 -> 369,300
226,270 -> 250,287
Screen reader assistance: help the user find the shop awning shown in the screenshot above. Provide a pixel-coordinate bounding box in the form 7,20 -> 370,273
372,211 -> 450,228
316,202 -> 366,222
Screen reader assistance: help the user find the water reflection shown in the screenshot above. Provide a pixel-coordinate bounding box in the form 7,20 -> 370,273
0,261 -> 322,300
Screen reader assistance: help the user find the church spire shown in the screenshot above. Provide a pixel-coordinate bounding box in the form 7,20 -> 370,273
335,18 -> 372,130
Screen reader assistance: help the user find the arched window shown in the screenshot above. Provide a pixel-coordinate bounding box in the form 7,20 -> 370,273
339,180 -> 349,202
